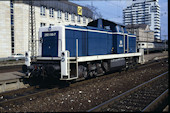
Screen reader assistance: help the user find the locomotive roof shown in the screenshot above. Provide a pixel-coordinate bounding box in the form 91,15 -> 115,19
88,18 -> 125,27
65,25 -> 112,32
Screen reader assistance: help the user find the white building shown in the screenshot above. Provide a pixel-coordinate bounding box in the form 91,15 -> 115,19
0,0 -> 93,58
123,0 -> 160,40
126,24 -> 154,42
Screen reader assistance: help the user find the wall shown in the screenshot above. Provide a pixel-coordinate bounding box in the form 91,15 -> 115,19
138,29 -> 154,42
126,28 -> 154,42
14,3 -> 29,55
0,1 -> 93,58
0,1 -> 11,58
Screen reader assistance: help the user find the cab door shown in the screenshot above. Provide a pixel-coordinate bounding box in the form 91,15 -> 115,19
42,31 -> 58,57
124,34 -> 128,53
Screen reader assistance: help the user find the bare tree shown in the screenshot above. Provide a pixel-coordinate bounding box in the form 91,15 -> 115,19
85,3 -> 103,19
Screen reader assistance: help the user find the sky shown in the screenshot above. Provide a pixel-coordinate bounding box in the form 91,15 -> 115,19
70,0 -> 168,40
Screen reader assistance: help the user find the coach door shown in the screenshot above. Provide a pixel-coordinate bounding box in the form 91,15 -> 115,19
124,34 -> 129,53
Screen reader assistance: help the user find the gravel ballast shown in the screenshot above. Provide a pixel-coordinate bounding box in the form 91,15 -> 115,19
0,59 -> 168,112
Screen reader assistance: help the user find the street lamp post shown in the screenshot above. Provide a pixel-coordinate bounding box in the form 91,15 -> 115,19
161,12 -> 167,52
144,30 -> 153,55
163,35 -> 167,52
147,32 -> 149,55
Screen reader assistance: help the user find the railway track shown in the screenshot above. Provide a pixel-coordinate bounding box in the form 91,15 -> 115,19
0,85 -> 61,108
87,71 -> 168,112
0,58 -> 168,110
0,65 -> 22,73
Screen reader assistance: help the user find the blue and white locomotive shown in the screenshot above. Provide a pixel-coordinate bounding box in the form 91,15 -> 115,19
24,19 -> 144,81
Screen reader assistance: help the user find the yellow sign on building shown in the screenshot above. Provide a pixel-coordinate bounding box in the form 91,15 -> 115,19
77,6 -> 82,15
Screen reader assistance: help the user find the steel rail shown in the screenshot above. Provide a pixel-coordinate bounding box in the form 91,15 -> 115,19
87,71 -> 168,112
0,86 -> 59,107
0,59 -> 167,109
142,89 -> 168,112
0,86 -> 37,97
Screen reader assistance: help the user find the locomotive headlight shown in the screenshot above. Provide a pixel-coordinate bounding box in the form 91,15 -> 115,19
25,52 -> 28,56
61,57 -> 65,62
61,52 -> 65,57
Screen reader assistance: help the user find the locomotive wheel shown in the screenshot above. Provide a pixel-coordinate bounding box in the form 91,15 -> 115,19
96,63 -> 105,76
78,65 -> 88,79
102,62 -> 109,72
28,76 -> 44,86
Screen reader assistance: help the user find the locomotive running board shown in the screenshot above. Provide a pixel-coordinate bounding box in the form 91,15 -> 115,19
35,50 -> 145,81
72,52 -> 143,62
36,53 -> 143,62
60,50 -> 144,81
36,57 -> 61,60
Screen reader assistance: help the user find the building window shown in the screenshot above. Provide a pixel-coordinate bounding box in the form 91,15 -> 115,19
10,0 -> 14,54
12,48 -> 14,54
40,6 -> 46,16
11,8 -> 13,13
65,12 -> 69,21
71,14 -> 75,22
57,10 -> 62,19
77,15 -> 81,23
10,1 -> 13,8
40,23 -> 46,27
12,36 -> 14,41
49,8 -> 54,17
49,24 -> 54,26
11,15 -> 14,25
83,17 -> 86,24
12,43 -> 14,47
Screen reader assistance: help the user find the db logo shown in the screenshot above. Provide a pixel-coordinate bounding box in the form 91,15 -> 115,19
119,40 -> 123,47
77,6 -> 82,15
120,40 -> 122,45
